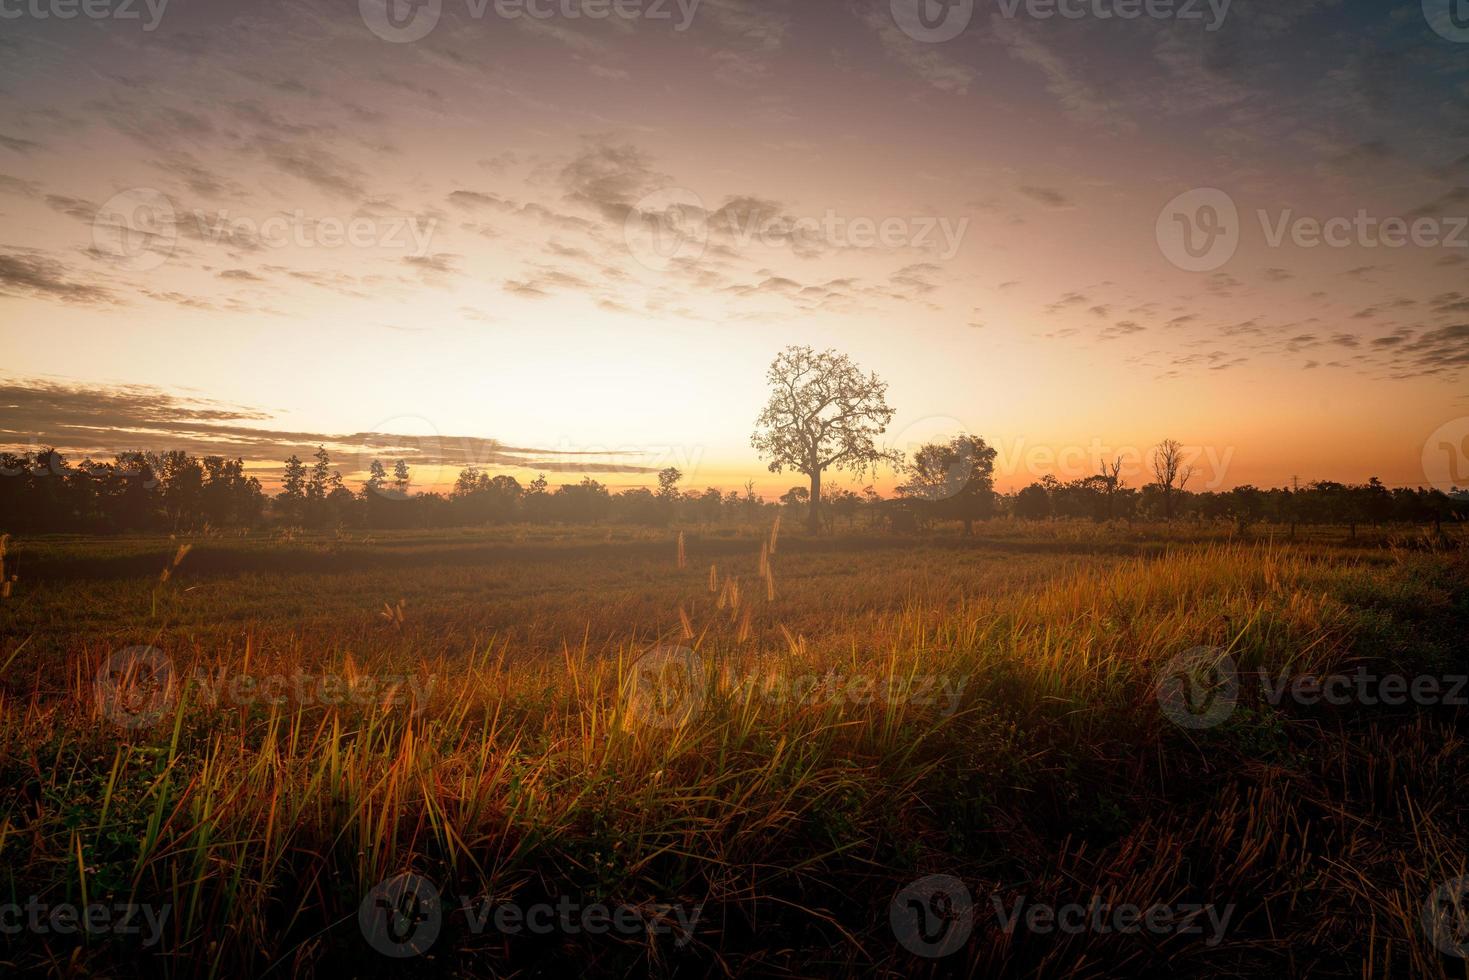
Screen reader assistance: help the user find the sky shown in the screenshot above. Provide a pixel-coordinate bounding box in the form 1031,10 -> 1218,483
2,0 -> 1468,496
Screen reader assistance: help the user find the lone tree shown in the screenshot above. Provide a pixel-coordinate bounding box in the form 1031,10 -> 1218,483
899,434 -> 998,536
1150,438 -> 1195,521
751,346 -> 900,534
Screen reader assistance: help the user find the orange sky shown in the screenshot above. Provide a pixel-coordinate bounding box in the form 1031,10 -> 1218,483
2,0 -> 1467,497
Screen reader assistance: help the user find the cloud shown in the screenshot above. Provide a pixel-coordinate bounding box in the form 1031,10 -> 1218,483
258,139 -> 367,199
0,250 -> 113,304
0,174 -> 39,197
0,377 -> 671,477
1017,185 -> 1074,209
0,133 -> 41,154
1045,291 -> 1089,313
861,6 -> 976,94
1100,320 -> 1145,341
560,139 -> 664,223
991,17 -> 1136,132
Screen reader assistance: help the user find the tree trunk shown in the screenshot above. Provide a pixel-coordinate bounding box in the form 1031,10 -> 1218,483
808,468 -> 822,535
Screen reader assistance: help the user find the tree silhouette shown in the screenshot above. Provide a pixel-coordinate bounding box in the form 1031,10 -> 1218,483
308,446 -> 330,502
751,346 -> 900,534
1014,483 -> 1052,520
1099,457 -> 1125,521
363,459 -> 387,499
899,434 -> 998,536
1150,439 -> 1195,521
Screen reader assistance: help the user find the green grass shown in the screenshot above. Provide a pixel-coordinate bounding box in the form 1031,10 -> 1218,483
0,521 -> 1466,977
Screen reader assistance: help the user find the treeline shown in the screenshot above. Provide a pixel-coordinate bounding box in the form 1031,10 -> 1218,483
0,445 -> 1463,535
0,448 -> 772,533
1004,474 -> 1464,532
1,450 -> 267,533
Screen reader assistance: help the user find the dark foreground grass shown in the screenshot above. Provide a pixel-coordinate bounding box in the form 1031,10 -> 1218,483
0,522 -> 1466,977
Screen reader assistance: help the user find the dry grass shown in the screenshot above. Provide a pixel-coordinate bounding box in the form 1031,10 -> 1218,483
0,522 -> 1465,976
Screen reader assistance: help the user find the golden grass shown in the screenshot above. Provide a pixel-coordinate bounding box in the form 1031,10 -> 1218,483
0,524 -> 1465,976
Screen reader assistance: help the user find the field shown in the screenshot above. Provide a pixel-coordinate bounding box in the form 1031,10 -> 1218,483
1,521 -> 1467,977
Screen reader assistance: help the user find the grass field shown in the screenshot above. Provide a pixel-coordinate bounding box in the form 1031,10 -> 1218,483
1,521 -> 1467,977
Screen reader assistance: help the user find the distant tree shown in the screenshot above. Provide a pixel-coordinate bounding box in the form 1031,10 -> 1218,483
1099,457 -> 1125,521
828,486 -> 862,529
694,487 -> 723,524
751,346 -> 900,534
551,477 -> 612,523
899,434 -> 998,536
742,480 -> 762,520
278,455 -> 307,523
656,467 -> 682,499
781,486 -> 809,509
614,486 -> 662,525
157,450 -> 205,527
363,459 -> 387,498
308,446 -> 331,502
1150,439 -> 1195,521
392,459 -> 411,497
523,473 -> 551,523
1014,483 -> 1052,520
